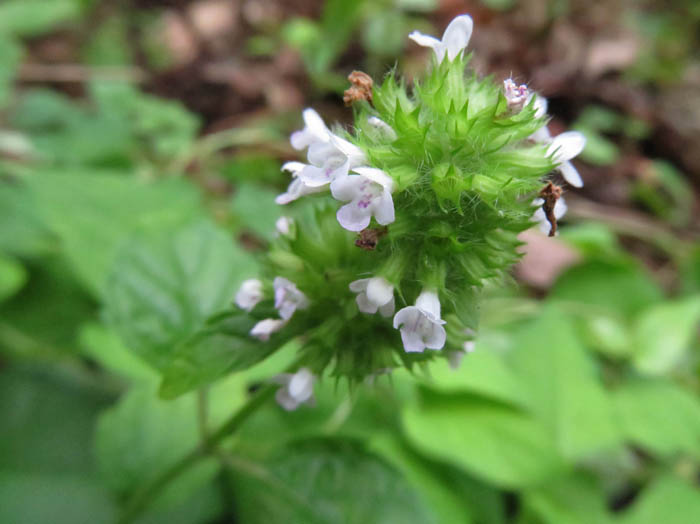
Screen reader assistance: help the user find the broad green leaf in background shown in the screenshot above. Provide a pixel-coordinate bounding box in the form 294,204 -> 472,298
612,379 -> 700,459
402,390 -> 565,488
230,183 -> 280,242
0,179 -> 55,258
550,258 -> 663,318
104,219 -> 257,371
0,0 -> 81,37
0,36 -> 21,108
0,253 -> 27,303
229,438 -> 437,524
26,170 -> 203,296
506,306 -> 621,460
520,473 -> 614,524
631,295 -> 700,375
619,475 -> 700,524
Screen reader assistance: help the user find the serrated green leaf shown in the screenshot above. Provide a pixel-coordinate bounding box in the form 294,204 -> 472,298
229,438 -> 437,524
104,219 -> 257,371
231,183 -> 280,242
402,391 -> 565,488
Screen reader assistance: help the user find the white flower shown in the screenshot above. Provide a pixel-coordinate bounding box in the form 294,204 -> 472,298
290,108 -> 331,151
275,216 -> 293,236
273,276 -> 309,320
547,131 -> 587,187
276,161 -> 325,205
250,318 -> 286,341
393,290 -> 447,353
367,116 -> 397,141
408,14 -> 474,63
297,135 -> 367,188
533,197 -> 568,234
349,277 -> 395,317
527,93 -> 551,142
503,78 -> 529,112
330,167 -> 395,232
273,368 -> 315,411
448,340 -> 476,370
235,278 -> 263,312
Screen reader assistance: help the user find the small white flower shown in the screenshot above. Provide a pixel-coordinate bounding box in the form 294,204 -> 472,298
448,340 -> 476,370
297,135 -> 367,188
349,276 -> 395,317
275,216 -> 294,236
273,367 -> 315,411
330,167 -> 395,232
276,161 -> 325,205
235,278 -> 263,312
533,197 -> 568,234
367,116 -> 397,141
527,93 -> 551,142
503,78 -> 529,112
273,276 -> 309,320
409,14 -> 474,63
547,131 -> 587,187
250,318 -> 286,341
393,290 -> 447,353
290,108 -> 331,151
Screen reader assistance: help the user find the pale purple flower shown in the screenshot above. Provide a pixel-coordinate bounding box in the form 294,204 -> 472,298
276,161 -> 325,205
533,197 -> 568,234
393,290 -> 447,353
409,14 -> 474,63
272,367 -> 315,411
349,276 -> 395,317
503,78 -> 529,112
547,132 -> 587,187
235,278 -> 263,312
290,108 -> 331,151
273,276 -> 309,320
250,318 -> 286,341
275,216 -> 294,236
297,135 -> 367,188
330,167 -> 395,232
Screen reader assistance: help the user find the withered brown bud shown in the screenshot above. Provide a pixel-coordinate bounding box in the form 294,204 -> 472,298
355,226 -> 387,250
538,182 -> 563,237
343,70 -> 373,106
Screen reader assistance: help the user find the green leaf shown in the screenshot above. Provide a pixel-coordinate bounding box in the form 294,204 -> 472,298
521,473 -> 614,524
612,379 -> 700,459
229,438 -> 437,524
402,391 -> 565,488
0,179 -> 55,258
619,475 -> 700,524
506,305 -> 621,459
631,296 -> 700,375
0,35 -> 22,108
26,170 -> 203,296
104,219 -> 257,371
230,183 -> 280,242
0,0 -> 81,37
550,259 -> 663,318
0,253 -> 27,303
0,472 -> 116,524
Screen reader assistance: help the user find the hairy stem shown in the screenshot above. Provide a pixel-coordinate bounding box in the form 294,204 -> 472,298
117,384 -> 277,524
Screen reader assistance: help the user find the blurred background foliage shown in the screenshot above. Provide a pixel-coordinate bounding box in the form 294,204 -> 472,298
0,0 -> 698,523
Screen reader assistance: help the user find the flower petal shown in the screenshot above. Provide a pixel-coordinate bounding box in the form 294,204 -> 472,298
393,306 -> 420,329
330,135 -> 366,165
415,290 -> 442,320
337,202 -> 371,232
366,277 -> 393,307
349,278 -> 370,293
281,161 -> 306,174
379,296 -> 395,317
424,323 -> 447,350
547,131 -> 586,163
298,164 -> 334,187
373,191 -> 395,225
250,318 -> 285,341
288,368 -> 314,401
330,174 -> 362,202
356,292 -> 379,314
400,328 -> 427,353
275,388 -> 299,410
352,166 -> 395,192
441,14 -> 473,60
559,160 -> 584,188
408,31 -> 442,49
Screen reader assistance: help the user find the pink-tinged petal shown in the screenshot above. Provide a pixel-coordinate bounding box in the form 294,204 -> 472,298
400,328 -> 427,353
331,174 -> 362,202
352,166 -> 395,192
559,160 -> 584,188
327,158 -> 351,181
250,318 -> 286,341
408,31 -> 441,49
349,278 -> 370,293
548,131 -> 586,163
373,191 -> 395,225
379,296 -> 395,317
337,202 -> 371,232
424,324 -> 447,350
393,306 -> 420,329
356,292 -> 379,314
298,165 -> 333,187
415,290 -> 442,320
366,277 -> 393,306
441,14 -> 473,60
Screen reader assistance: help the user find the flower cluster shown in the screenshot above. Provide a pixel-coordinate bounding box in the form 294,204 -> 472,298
235,13 -> 588,407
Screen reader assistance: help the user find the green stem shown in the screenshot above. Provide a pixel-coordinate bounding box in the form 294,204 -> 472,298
116,384 -> 277,524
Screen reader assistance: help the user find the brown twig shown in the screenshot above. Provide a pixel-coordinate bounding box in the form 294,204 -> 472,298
539,181 -> 562,237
